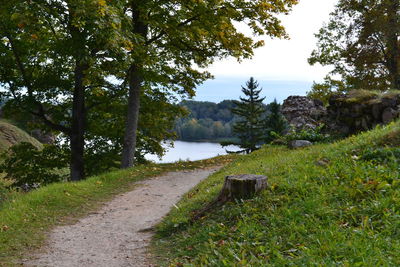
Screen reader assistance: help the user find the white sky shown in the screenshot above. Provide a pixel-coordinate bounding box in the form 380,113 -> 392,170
207,0 -> 338,82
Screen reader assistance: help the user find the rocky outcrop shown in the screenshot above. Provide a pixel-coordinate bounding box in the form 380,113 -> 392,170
282,96 -> 327,130
282,91 -> 400,137
30,129 -> 56,144
0,121 -> 42,152
327,91 -> 400,135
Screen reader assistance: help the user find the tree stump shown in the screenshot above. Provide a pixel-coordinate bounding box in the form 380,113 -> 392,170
192,174 -> 267,221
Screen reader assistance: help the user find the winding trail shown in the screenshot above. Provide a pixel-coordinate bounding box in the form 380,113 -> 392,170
25,167 -> 221,267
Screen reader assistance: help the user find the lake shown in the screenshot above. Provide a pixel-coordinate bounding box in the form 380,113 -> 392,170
145,141 -> 240,163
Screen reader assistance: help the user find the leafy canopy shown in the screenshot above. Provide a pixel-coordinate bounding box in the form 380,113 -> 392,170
308,0 -> 400,98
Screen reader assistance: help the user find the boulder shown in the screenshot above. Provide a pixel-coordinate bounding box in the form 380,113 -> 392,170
382,107 -> 398,124
289,140 -> 312,149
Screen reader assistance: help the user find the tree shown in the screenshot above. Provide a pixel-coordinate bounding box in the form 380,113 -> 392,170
224,77 -> 266,154
0,0 -> 127,181
264,99 -> 287,143
308,0 -> 400,96
120,0 -> 299,168
84,87 -> 185,174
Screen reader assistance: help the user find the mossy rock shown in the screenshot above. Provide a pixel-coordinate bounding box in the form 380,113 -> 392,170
0,121 -> 42,154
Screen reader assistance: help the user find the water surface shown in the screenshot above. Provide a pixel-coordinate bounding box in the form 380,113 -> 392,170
145,141 -> 240,163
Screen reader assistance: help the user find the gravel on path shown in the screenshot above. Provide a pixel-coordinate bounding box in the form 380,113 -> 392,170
25,167 -> 220,267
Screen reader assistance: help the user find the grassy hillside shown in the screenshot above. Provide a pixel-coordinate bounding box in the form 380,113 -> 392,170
154,121 -> 400,266
0,121 -> 42,153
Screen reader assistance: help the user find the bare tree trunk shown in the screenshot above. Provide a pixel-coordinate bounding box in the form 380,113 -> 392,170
121,64 -> 142,168
121,1 -> 148,168
70,62 -> 87,181
387,0 -> 400,90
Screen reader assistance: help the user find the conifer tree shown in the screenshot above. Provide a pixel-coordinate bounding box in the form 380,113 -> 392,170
226,77 -> 266,154
264,99 -> 288,143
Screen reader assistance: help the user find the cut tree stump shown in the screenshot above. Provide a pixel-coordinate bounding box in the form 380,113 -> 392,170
192,174 -> 267,221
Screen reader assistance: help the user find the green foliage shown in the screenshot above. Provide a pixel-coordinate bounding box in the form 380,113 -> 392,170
0,0 -> 128,180
125,0 -> 298,97
175,100 -> 278,142
179,100 -> 237,123
307,76 -> 347,104
264,99 -> 288,143
283,124 -> 330,143
0,0 -> 299,179
0,143 -> 68,187
0,178 -> 14,205
309,0 -> 400,92
86,88 -> 185,172
154,120 -> 400,266
176,118 -> 233,142
360,147 -> 400,165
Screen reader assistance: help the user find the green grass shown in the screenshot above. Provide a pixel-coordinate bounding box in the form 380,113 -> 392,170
339,89 -> 400,105
153,121 -> 400,266
0,155 -> 235,266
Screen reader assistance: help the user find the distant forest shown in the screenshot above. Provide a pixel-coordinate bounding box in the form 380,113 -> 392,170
174,100 -> 271,142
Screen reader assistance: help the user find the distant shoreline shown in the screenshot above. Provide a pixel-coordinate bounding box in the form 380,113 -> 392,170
174,138 -> 238,144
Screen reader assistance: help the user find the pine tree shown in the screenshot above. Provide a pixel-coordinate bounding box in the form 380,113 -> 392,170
264,99 -> 288,143
225,77 -> 266,154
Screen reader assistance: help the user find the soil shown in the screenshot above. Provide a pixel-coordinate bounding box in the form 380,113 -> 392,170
25,167 -> 220,267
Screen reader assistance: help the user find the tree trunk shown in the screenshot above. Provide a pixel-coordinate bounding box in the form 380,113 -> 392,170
121,1 -> 148,168
192,174 -> 267,220
121,64 -> 142,168
70,62 -> 87,181
218,174 -> 268,200
387,0 -> 400,90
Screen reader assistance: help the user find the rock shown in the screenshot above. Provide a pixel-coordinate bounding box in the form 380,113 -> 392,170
289,140 -> 312,149
326,90 -> 400,135
31,129 -> 56,144
282,96 -> 327,130
315,158 -> 330,167
381,97 -> 398,107
313,99 -> 324,107
372,103 -> 383,120
382,107 -> 398,124
282,91 -> 400,137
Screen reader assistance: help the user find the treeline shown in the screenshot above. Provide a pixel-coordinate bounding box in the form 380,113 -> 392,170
175,100 -> 273,142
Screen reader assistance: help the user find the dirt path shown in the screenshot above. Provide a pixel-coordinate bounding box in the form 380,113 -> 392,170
25,167 -> 221,267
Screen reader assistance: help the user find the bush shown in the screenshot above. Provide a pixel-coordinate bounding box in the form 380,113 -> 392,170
0,143 -> 69,188
272,124 -> 331,144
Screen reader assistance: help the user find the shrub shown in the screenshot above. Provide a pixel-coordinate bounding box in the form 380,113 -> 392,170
0,143 -> 69,188
276,124 -> 331,144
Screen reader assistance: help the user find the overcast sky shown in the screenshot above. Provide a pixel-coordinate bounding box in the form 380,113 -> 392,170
194,0 -> 339,103
208,0 -> 338,81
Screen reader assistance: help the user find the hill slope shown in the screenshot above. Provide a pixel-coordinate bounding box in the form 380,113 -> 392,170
154,121 -> 400,266
0,121 -> 42,153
